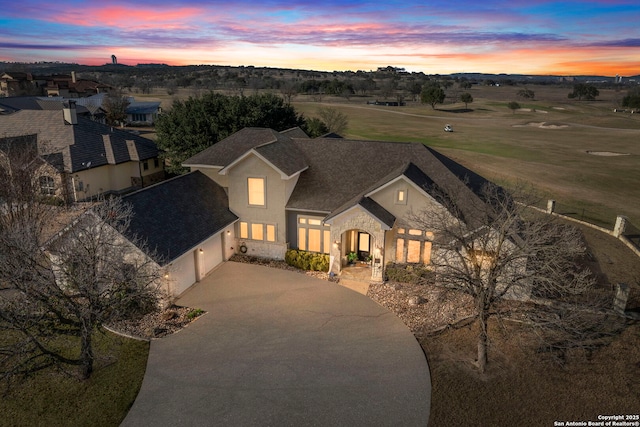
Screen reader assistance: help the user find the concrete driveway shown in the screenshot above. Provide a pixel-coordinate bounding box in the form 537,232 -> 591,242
122,262 -> 431,426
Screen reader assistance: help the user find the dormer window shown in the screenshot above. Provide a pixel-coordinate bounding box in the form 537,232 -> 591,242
248,177 -> 265,206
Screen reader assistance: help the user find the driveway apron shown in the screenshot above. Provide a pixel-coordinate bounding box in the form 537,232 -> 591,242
122,262 -> 431,426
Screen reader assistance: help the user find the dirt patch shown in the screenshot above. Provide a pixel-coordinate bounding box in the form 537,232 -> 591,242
586,150 -> 631,156
423,320 -> 640,426
512,121 -> 569,129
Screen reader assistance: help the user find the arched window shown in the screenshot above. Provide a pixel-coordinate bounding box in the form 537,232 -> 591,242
39,176 -> 55,196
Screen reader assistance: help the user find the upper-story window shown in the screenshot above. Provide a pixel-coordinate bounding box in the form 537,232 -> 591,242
395,188 -> 408,205
248,177 -> 265,206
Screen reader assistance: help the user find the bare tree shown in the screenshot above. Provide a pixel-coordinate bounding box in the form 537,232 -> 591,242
280,80 -> 298,104
408,182 -> 608,372
318,107 -> 348,135
103,90 -> 130,126
0,197 -> 165,382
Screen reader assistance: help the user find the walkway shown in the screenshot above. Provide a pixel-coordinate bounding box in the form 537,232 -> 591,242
122,262 -> 430,426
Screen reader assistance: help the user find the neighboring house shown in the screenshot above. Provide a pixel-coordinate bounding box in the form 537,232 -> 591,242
126,100 -> 161,125
43,72 -> 112,97
0,101 -> 165,203
0,95 -> 97,119
1,71 -> 110,98
183,127 -> 494,283
0,72 -> 42,97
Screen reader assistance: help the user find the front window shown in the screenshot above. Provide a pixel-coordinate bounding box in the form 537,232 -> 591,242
396,228 -> 433,264
297,215 -> 331,254
248,177 -> 265,206
39,176 -> 55,196
238,221 -> 276,242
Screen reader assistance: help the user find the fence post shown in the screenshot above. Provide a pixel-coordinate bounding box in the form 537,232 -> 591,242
613,215 -> 627,238
546,199 -> 556,214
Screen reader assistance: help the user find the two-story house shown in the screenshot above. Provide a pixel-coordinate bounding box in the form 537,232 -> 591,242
183,127 -> 492,283
0,101 -> 164,203
53,126 -> 496,297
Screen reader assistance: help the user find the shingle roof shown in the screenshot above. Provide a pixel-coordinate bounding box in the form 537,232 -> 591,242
279,127 -> 309,139
0,109 -> 159,173
126,101 -> 161,115
184,127 -> 308,177
0,96 -> 92,115
122,171 -> 238,264
286,137 -> 491,224
358,197 -> 396,228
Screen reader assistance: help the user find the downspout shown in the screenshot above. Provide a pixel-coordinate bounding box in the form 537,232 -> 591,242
138,161 -> 144,189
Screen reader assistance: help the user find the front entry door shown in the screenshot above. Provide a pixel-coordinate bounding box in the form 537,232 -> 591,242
357,232 -> 370,261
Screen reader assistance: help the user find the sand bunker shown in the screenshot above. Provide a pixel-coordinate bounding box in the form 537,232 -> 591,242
586,151 -> 631,157
512,122 -> 569,129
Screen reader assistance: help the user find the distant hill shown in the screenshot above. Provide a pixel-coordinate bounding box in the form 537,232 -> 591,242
1,61 -> 637,83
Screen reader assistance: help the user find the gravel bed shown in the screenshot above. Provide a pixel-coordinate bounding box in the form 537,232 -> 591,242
367,281 -> 475,337
107,306 -> 204,340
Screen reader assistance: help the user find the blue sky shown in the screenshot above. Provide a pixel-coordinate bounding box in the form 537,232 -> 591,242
1,0 -> 638,75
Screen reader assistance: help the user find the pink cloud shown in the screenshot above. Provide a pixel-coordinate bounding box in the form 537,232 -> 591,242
46,5 -> 204,29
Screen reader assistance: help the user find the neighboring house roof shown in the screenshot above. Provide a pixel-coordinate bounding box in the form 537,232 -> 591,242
122,171 -> 238,264
126,101 -> 161,116
0,109 -> 159,173
184,127 -> 309,177
0,96 -> 92,115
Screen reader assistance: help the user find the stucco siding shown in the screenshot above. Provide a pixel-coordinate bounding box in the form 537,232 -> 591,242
228,156 -> 287,257
368,178 -> 439,224
167,252 -> 196,297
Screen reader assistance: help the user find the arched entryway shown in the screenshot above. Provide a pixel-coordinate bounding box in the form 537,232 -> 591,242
326,206 -> 390,283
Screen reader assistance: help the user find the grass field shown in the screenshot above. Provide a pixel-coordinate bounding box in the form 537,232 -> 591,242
291,85 -> 640,228
0,331 -> 148,426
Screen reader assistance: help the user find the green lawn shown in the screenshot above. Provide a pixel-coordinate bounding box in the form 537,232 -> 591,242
0,330 -> 148,427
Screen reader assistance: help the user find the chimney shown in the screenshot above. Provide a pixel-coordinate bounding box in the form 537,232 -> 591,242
71,71 -> 76,83
63,100 -> 78,125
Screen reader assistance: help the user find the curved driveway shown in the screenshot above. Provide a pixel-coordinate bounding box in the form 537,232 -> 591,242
122,262 -> 430,426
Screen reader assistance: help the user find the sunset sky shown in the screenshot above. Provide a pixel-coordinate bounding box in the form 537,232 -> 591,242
1,0 -> 638,76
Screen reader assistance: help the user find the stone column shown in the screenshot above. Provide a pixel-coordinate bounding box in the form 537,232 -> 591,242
613,215 -> 627,238
546,199 -> 556,214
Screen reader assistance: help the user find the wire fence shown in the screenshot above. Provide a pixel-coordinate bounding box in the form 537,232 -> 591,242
622,219 -> 640,250
536,200 -> 640,256
550,201 -> 616,230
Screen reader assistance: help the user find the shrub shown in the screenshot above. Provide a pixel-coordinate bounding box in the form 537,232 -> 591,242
187,308 -> 204,320
285,249 -> 329,272
385,262 -> 435,285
